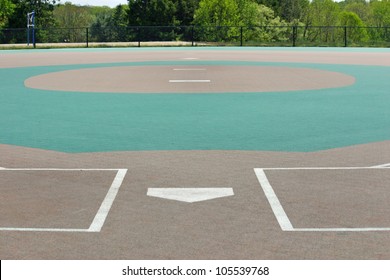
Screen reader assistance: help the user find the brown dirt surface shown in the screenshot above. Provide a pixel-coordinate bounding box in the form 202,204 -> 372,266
1,141 -> 390,259
25,65 -> 355,93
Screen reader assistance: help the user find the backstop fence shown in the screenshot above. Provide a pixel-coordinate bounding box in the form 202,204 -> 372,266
1,25 -> 389,48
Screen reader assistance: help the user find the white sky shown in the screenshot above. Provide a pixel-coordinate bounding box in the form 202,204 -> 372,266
57,0 -> 128,8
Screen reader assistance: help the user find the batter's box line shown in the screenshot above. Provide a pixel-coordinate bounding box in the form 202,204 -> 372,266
0,168 -> 127,233
254,166 -> 390,232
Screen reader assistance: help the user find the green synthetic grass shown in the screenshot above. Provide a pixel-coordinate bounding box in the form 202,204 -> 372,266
0,58 -> 389,153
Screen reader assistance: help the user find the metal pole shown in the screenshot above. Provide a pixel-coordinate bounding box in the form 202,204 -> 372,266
86,27 -> 89,48
137,27 -> 141,47
191,25 -> 194,46
32,11 -> 35,48
292,26 -> 297,47
344,26 -> 347,47
27,13 -> 29,46
33,27 -> 36,48
240,26 -> 243,46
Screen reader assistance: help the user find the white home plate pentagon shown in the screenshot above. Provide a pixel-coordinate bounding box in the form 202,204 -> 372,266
147,188 -> 234,203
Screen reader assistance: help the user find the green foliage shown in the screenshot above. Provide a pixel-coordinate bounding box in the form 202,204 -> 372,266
339,10 -> 365,26
243,4 -> 289,43
89,5 -> 128,42
255,0 -> 280,15
193,0 -> 288,44
193,0 -> 240,26
174,0 -> 200,25
339,11 -> 368,42
8,0 -> 57,28
367,0 -> 390,42
54,3 -> 93,28
280,0 -> 309,23
192,0 -> 243,42
0,0 -> 15,28
128,0 -> 177,26
52,2 -> 94,42
344,1 -> 372,23
370,0 -> 390,27
302,0 -> 340,44
307,0 -> 340,26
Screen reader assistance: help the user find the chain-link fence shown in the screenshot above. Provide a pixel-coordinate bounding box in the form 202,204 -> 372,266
1,25 -> 389,48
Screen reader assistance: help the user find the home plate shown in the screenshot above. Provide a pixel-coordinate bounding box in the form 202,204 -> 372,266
147,188 -> 234,203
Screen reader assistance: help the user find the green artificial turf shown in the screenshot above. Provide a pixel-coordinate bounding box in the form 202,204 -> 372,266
0,59 -> 389,153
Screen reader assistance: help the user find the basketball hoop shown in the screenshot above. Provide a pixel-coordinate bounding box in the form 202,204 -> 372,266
27,11 -> 35,47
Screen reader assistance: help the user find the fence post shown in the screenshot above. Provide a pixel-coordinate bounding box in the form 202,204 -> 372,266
191,25 -> 194,46
137,27 -> 141,47
344,26 -> 347,47
86,27 -> 89,48
292,26 -> 297,47
240,26 -> 243,46
33,27 -> 36,48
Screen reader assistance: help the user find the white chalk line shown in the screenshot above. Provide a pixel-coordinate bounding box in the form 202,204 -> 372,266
0,168 -> 128,233
0,168 -> 120,171
255,166 -> 390,232
88,168 -> 127,232
292,227 -> 390,232
262,166 -> 390,171
169,79 -> 210,82
0,227 -> 90,232
254,168 -> 293,231
173,68 -> 206,71
370,163 -> 390,168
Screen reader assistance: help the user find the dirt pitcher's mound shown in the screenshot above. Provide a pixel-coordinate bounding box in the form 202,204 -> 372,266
25,65 -> 355,94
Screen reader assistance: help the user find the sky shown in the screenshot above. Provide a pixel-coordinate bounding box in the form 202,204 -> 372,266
57,0 -> 128,8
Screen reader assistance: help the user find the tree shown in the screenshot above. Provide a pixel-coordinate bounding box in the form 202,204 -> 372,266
3,0 -> 56,43
193,0 -> 240,26
343,0 -> 372,24
0,0 -> 15,28
128,0 -> 178,41
128,0 -> 177,26
246,4 -> 288,42
370,0 -> 390,27
193,0 -> 287,43
192,0 -> 242,42
304,0 -> 341,43
280,0 -> 309,23
53,3 -> 93,28
173,0 -> 199,26
307,0 -> 340,27
53,2 -> 94,42
88,5 -> 113,39
111,4 -> 128,27
107,4 -> 129,41
368,0 -> 390,42
255,0 -> 281,15
8,0 -> 57,28
339,10 -> 368,43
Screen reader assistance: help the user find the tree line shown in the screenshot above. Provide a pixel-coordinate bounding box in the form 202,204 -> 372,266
1,0 -> 390,45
